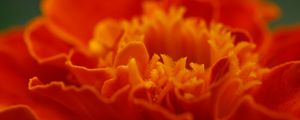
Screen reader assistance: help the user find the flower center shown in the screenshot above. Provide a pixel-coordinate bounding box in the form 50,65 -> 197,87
86,2 -> 264,103
124,4 -> 237,68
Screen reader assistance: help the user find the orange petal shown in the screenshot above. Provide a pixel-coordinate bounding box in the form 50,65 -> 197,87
42,0 -> 143,46
254,61 -> 300,118
261,25 -> 300,67
29,77 -> 137,119
0,64 -> 75,120
114,41 -> 149,73
25,18 -> 71,64
24,20 -> 72,84
67,50 -> 100,68
66,52 -> 114,90
101,66 -> 129,98
89,19 -> 124,56
0,105 -> 37,120
128,59 -> 145,86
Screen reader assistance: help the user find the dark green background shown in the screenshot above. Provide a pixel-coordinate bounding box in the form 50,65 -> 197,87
0,0 -> 300,30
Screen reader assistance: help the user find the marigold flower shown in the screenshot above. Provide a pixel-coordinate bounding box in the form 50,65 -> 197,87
0,0 -> 300,120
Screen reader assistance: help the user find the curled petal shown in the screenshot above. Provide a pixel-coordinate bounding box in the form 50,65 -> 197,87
230,29 -> 253,45
0,29 -> 79,120
66,50 -> 114,89
114,41 -> 149,73
66,50 -> 100,68
24,18 -> 71,64
66,60 -> 114,90
101,66 -> 129,97
42,0 -> 143,47
29,77 -> 136,119
23,19 -> 73,84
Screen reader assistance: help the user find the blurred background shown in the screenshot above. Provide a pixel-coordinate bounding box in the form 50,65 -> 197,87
0,0 -> 300,30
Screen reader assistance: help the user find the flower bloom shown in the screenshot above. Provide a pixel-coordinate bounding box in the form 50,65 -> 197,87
0,0 -> 300,120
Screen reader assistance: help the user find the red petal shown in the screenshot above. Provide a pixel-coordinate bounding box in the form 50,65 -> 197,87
0,29 -> 79,120
229,96 -> 295,120
161,0 -> 216,22
210,57 -> 230,84
42,0 -> 143,46
0,28 -> 34,72
213,79 -> 242,119
66,53 -> 113,90
25,19 -> 74,84
261,25 -> 300,67
254,61 -> 300,118
230,29 -> 253,45
182,0 -> 215,22
24,18 -> 71,64
215,0 -> 279,48
0,105 -> 37,120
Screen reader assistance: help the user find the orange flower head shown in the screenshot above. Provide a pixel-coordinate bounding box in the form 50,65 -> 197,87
1,0 -> 300,120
